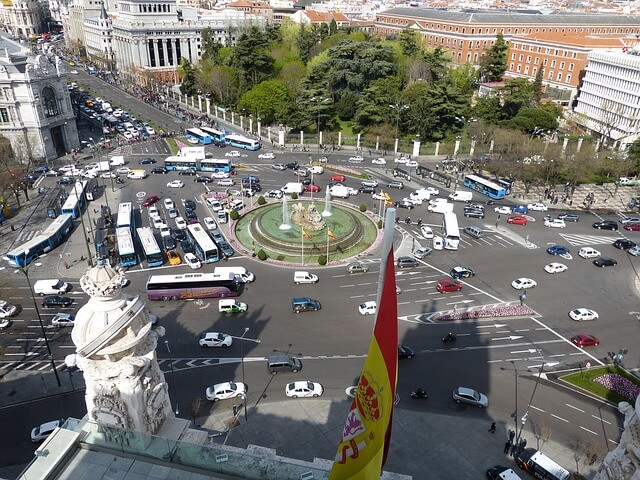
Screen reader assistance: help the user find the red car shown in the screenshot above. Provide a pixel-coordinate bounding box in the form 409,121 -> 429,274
571,334 -> 600,347
304,184 -> 321,193
624,223 -> 640,231
331,174 -> 346,182
142,195 -> 159,207
507,215 -> 527,225
436,279 -> 462,293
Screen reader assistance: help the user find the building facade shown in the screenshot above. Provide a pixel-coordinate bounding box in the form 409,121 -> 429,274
574,49 -> 640,148
0,35 -> 79,162
84,5 -> 114,71
0,0 -> 46,39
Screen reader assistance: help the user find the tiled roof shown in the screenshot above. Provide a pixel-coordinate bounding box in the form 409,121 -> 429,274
512,31 -> 640,48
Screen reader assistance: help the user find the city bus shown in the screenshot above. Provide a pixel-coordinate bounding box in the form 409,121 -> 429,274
164,156 -> 198,171
47,188 -> 69,218
116,202 -> 134,229
199,158 -> 232,172
4,214 -> 74,267
186,128 -> 212,145
224,134 -> 260,151
146,272 -> 240,301
60,182 -> 87,218
498,177 -> 513,195
187,223 -> 220,263
463,174 -> 507,200
442,212 -> 460,251
116,226 -> 137,267
200,126 -> 226,146
136,227 -> 163,267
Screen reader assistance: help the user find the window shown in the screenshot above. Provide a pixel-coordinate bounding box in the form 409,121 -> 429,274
569,63 -> 574,71
42,87 -> 59,117
551,60 -> 556,67
566,74 -> 571,83
0,108 -> 9,123
557,72 -> 562,82
560,62 -> 565,69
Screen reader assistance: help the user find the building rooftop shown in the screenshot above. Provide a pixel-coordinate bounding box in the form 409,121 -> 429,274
512,31 -> 640,48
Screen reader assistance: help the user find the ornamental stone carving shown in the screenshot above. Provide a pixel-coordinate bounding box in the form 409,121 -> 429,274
290,202 -> 326,231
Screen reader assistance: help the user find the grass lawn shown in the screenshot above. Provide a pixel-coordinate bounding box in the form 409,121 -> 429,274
560,366 -> 640,405
165,137 -> 179,154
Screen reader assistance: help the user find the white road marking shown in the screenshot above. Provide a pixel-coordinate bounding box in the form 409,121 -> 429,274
551,414 -> 569,423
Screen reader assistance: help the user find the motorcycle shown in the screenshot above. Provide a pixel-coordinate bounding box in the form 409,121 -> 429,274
404,217 -> 411,225
411,389 -> 428,399
442,333 -> 457,344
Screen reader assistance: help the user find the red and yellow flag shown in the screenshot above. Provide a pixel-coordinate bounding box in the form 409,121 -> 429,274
328,230 -> 337,241
330,209 -> 398,480
302,229 -> 312,240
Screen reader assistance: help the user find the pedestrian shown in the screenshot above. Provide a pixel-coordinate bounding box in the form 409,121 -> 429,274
489,422 -> 496,433
508,430 -> 515,442
510,443 -> 517,456
232,404 -> 238,416
64,261 -> 69,269
504,441 -> 511,454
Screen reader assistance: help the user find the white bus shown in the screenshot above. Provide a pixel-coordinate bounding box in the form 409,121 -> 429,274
116,227 -> 137,267
187,223 -> 219,263
442,212 -> 460,251
136,227 -> 163,267
116,202 -> 133,229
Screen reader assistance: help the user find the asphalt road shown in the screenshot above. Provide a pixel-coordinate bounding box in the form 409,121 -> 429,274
0,70 -> 638,468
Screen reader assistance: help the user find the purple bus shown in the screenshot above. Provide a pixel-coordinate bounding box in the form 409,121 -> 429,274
146,272 -> 240,301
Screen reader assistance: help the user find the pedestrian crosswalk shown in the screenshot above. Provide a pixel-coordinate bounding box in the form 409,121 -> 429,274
559,233 -> 620,247
14,229 -> 40,243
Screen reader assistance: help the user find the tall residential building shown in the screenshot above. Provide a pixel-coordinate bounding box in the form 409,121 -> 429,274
574,49 -> 640,148
0,0 -> 46,39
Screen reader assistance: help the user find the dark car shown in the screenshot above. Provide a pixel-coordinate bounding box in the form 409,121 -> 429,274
243,183 -> 262,192
173,228 -> 187,241
184,200 -> 196,210
464,209 -> 485,219
138,157 -> 157,165
450,266 -> 475,279
592,220 -> 618,231
41,296 -> 73,308
185,209 -> 197,220
242,176 -> 260,184
301,178 -> 312,186
27,171 -> 43,181
558,213 -> 580,222
613,239 -> 636,250
142,195 -> 160,207
57,177 -> 73,185
179,169 -> 197,176
151,167 -> 168,174
394,201 -> 414,209
486,466 -> 520,480
593,257 -> 617,267
217,240 -> 234,257
163,235 -> 176,251
396,256 -> 419,268
286,162 -> 299,170
397,345 -> 414,359
510,205 -> 529,214
547,245 -> 570,256
194,176 -> 212,183
181,240 -> 194,254
359,185 -> 376,194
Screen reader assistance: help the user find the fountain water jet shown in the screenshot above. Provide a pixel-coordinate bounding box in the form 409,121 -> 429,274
322,188 -> 332,217
279,196 -> 291,230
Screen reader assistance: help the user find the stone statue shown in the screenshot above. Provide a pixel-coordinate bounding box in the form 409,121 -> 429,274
290,202 -> 326,231
595,394 -> 640,480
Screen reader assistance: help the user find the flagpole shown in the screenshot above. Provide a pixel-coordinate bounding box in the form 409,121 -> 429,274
301,228 -> 304,266
326,231 -> 330,265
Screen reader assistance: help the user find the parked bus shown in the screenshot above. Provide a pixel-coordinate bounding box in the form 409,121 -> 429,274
61,181 -> 88,218
199,158 -> 233,172
463,174 -> 507,200
164,156 -> 198,171
200,126 -> 226,146
117,227 -> 137,267
136,227 -> 163,267
442,212 -> 460,251
187,223 -> 219,263
47,188 -> 69,218
116,202 -> 134,229
225,134 -> 260,151
146,272 -> 240,301
4,214 -> 74,267
186,128 -> 212,145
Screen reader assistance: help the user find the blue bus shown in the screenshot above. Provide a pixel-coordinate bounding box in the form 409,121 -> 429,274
4,214 -> 74,267
187,223 -> 219,263
136,227 -> 163,267
117,227 -> 137,267
61,181 -> 88,218
186,128 -> 212,145
200,126 -> 226,146
463,174 -> 507,200
199,158 -> 233,172
225,134 -> 260,151
164,156 -> 199,171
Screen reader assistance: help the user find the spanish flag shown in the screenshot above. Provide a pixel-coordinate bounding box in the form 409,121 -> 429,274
302,229 -> 312,240
328,230 -> 337,241
330,208 -> 398,480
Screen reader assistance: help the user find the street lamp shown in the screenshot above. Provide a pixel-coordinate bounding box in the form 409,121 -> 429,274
389,102 -> 409,142
18,253 -> 62,387
90,136 -> 115,194
235,327 -> 261,421
164,340 -> 179,415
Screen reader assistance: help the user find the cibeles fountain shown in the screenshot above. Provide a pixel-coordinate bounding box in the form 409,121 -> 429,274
65,264 -> 173,436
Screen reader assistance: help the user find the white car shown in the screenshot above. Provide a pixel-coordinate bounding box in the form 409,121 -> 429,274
544,262 -> 567,274
349,155 -> 365,163
167,180 -> 184,188
163,198 -> 174,210
407,160 -> 419,168
148,207 -> 160,220
31,419 -> 65,442
187,137 -> 198,144
358,301 -> 377,315
100,172 -> 117,179
420,225 -> 434,239
372,193 -> 388,201
168,208 -> 178,219
511,278 -> 537,290
123,131 -> 133,140
211,171 -> 230,179
433,235 -> 444,250
494,206 -> 512,215
272,163 -> 287,171
59,164 -> 76,173
395,157 -> 409,164
527,203 -> 548,212
544,218 -> 566,228
266,189 -> 284,199
569,308 -> 599,322
579,247 -> 601,259
51,313 -> 75,327
0,301 -> 19,318
347,187 -> 359,196
116,167 -> 131,174
309,166 -> 324,174
225,150 -> 241,158
372,157 -> 387,165
70,70 -> 78,74
205,381 -> 247,402
175,217 -> 187,229
145,126 -> 156,135
203,217 -> 217,230
159,225 -> 171,237
184,253 -> 201,269
628,246 -> 640,256
258,151 -> 275,159
424,187 -> 440,196
152,217 -> 165,229
208,200 -> 223,212
285,381 -> 324,398
199,332 -> 233,347
218,179 -> 235,186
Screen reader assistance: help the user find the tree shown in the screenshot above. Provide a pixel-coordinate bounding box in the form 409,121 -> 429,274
238,80 -> 293,125
353,76 -> 403,128
178,58 -> 197,97
532,66 -> 544,104
472,95 -> 505,124
297,24 -> 316,64
197,61 -> 238,106
201,28 -> 222,63
230,26 -> 275,88
509,107 -> 558,135
397,29 -> 420,57
480,33 -> 508,82
501,78 -> 536,119
0,137 -> 33,208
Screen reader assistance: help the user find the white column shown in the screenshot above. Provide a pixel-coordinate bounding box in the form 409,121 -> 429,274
249,117 -> 253,133
206,98 -> 211,115
375,136 -> 379,152
278,129 -> 285,146
435,142 -> 440,156
454,137 -> 461,156
198,95 -> 202,112
319,131 -> 323,147
172,39 -> 178,66
412,138 -> 420,157
469,139 -> 476,157
300,131 -> 304,145
489,140 -> 494,153
356,134 -> 361,149
338,132 -> 342,147
257,119 -> 261,137
231,112 -> 235,125
394,138 -> 399,154
153,40 -> 160,69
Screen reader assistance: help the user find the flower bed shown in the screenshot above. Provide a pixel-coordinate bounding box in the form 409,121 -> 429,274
326,164 -> 366,178
437,303 -> 535,321
593,374 -> 640,403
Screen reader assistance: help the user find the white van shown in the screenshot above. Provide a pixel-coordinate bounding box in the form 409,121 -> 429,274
214,266 -> 255,283
34,279 -> 71,296
294,271 -> 318,284
127,169 -> 147,179
218,299 -> 248,313
281,182 -> 304,195
579,247 -> 601,259
433,236 -> 444,250
448,191 -> 473,202
427,202 -> 454,214
109,156 -> 125,166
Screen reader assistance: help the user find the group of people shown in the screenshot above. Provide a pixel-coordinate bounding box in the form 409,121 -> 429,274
503,429 -> 527,456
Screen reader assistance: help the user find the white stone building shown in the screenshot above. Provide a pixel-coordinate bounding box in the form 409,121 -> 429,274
0,34 -> 79,162
574,49 -> 640,149
0,0 -> 46,39
84,5 -> 114,70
